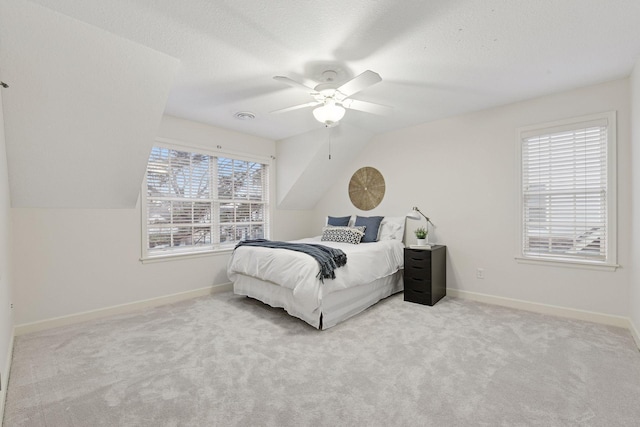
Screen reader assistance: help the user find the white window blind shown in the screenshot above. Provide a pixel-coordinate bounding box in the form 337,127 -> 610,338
145,146 -> 269,256
520,114 -> 614,265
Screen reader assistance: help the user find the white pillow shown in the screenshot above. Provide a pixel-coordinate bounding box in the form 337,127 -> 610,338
378,216 -> 405,241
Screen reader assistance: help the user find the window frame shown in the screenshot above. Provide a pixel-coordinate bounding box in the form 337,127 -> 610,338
140,138 -> 273,262
515,111 -> 618,271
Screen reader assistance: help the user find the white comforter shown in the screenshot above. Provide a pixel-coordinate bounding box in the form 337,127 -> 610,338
227,237 -> 404,313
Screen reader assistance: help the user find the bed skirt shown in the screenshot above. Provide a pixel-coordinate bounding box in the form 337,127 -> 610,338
233,270 -> 404,329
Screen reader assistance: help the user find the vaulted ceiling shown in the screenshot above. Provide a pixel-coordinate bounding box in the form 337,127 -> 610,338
2,0 -> 640,208
0,0 -> 179,208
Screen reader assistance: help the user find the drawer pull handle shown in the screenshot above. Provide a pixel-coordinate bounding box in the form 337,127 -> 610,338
410,257 -> 423,261
410,289 -> 424,294
411,277 -> 425,281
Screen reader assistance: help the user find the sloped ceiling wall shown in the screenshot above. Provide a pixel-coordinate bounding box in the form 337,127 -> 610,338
0,0 -> 179,208
277,124 -> 373,210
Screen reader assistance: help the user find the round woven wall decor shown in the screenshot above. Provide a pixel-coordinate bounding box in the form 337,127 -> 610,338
348,166 -> 385,211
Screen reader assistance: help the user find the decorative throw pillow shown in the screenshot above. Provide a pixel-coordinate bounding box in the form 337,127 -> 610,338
327,215 -> 351,227
321,226 -> 365,244
354,216 -> 384,243
378,216 -> 406,241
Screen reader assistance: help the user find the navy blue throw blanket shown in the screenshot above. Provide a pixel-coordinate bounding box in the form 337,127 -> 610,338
234,239 -> 347,282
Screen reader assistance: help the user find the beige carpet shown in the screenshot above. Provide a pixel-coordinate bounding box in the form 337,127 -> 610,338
3,291 -> 640,426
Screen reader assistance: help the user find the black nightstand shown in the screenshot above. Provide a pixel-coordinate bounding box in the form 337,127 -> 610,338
403,245 -> 446,306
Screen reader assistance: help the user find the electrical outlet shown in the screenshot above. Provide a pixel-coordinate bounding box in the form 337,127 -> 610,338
476,268 -> 485,279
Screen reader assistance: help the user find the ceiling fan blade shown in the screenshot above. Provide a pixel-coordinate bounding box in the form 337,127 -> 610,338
270,101 -> 321,114
342,99 -> 393,115
336,70 -> 382,98
273,76 -> 318,94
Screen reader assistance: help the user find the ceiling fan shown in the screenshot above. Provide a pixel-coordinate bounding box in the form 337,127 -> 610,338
272,69 -> 392,127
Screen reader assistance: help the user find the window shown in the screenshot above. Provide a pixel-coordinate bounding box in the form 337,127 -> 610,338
517,112 -> 617,268
143,144 -> 270,258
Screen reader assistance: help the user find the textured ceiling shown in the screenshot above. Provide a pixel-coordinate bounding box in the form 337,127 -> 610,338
9,0 -> 640,141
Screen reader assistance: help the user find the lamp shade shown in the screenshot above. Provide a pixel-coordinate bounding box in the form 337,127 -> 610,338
406,207 -> 421,220
313,101 -> 345,125
406,206 -> 434,226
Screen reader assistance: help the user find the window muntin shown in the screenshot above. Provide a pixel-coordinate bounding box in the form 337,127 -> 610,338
518,112 -> 616,266
145,145 -> 269,257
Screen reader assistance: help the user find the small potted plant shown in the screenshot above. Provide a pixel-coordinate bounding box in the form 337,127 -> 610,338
414,226 -> 428,246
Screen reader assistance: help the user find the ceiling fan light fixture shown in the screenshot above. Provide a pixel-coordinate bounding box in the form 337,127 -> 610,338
313,101 -> 345,126
273,69 -> 386,125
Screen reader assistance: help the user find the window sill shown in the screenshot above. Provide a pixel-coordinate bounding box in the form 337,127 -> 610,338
140,248 -> 234,264
515,256 -> 619,272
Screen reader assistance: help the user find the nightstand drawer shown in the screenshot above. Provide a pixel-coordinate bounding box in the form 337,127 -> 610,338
404,262 -> 431,277
405,251 -> 431,266
404,276 -> 430,291
404,287 -> 432,305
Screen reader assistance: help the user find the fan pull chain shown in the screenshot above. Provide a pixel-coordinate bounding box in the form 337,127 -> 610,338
326,125 -> 332,160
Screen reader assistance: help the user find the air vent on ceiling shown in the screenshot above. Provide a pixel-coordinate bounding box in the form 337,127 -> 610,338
234,111 -> 256,120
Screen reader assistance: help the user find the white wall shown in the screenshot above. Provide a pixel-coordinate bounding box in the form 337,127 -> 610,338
10,78 -> 635,328
11,115 -> 311,326
313,78 -> 631,317
0,89 -> 14,414
0,0 -> 179,209
630,61 -> 640,344
276,124 -> 373,209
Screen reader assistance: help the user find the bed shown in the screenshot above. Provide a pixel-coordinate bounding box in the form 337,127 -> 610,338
227,216 -> 405,329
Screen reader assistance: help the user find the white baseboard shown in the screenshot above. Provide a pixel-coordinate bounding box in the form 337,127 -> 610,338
629,318 -> 640,351
15,283 -> 233,336
0,331 -> 14,426
448,288 -> 630,329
